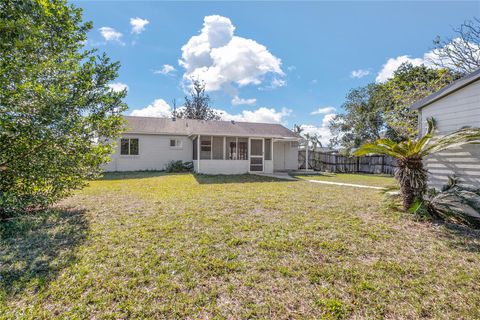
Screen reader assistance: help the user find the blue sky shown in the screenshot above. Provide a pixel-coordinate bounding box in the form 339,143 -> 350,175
75,1 -> 479,144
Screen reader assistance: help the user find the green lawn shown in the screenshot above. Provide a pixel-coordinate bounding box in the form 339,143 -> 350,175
294,173 -> 398,188
1,172 -> 479,319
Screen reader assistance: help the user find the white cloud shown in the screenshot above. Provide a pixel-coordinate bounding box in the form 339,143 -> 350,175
108,82 -> 129,92
287,65 -> 296,71
310,106 -> 336,115
154,64 -> 176,75
300,113 -> 336,147
375,38 -> 480,82
231,96 -> 256,106
217,107 -> 291,124
99,27 -> 124,44
376,55 -> 425,82
271,78 -> 286,88
350,69 -> 370,79
130,17 -> 149,34
179,15 -> 284,92
130,99 -> 172,117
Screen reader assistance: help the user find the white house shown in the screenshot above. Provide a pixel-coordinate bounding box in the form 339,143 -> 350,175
411,68 -> 480,189
104,116 -> 302,174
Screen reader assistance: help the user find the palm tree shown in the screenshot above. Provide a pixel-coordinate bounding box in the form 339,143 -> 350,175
293,124 -> 304,135
354,118 -> 480,210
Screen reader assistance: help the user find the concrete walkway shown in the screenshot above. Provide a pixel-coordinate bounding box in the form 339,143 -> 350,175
255,172 -> 390,190
306,179 -> 387,190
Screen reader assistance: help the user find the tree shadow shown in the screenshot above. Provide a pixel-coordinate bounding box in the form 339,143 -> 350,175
194,174 -> 294,184
435,221 -> 480,253
0,207 -> 89,300
98,171 -> 189,180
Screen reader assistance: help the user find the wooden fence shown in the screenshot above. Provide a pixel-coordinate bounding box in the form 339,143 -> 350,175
298,150 -> 397,175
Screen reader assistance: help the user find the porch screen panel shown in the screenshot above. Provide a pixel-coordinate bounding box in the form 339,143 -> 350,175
200,136 -> 212,160
193,137 -> 198,160
251,139 -> 262,156
265,139 -> 272,160
226,137 -> 236,160
238,138 -> 248,160
212,137 -> 223,160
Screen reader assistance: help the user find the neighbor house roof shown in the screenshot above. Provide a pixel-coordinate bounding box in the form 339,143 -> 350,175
122,116 -> 301,140
411,68 -> 480,110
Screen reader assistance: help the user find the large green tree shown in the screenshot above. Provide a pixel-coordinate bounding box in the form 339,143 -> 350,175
329,83 -> 390,153
329,64 -> 460,152
379,63 -> 461,140
0,0 -> 127,217
177,79 -> 221,120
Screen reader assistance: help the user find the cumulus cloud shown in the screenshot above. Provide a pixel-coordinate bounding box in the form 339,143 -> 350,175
300,113 -> 336,147
310,106 -> 336,115
154,64 -> 176,75
130,17 -> 149,34
376,55 -> 425,82
231,96 -> 256,106
217,107 -> 291,124
99,27 -> 124,44
108,82 -> 129,92
179,15 -> 284,92
350,69 -> 370,79
130,99 -> 172,117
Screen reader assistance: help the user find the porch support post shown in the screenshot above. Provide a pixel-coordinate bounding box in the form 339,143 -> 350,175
223,136 -> 226,160
197,134 -> 201,173
305,141 -> 309,172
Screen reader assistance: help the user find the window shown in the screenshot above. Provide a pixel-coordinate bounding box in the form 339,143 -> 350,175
225,137 -> 249,160
169,139 -> 183,149
226,137 -> 236,160
120,138 -> 139,155
238,138 -> 248,160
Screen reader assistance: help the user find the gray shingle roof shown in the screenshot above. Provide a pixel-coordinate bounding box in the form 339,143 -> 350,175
122,116 -> 301,139
411,68 -> 480,110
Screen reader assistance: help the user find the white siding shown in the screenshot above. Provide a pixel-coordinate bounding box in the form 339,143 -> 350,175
194,160 -> 249,174
104,133 -> 193,172
273,141 -> 299,171
419,79 -> 480,189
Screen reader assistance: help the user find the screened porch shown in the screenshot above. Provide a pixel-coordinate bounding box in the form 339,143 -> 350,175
192,135 -> 274,174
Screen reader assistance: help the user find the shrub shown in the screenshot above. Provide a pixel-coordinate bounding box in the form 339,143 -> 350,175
165,161 -> 193,173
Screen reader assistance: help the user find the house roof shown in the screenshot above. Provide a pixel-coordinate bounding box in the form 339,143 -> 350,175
122,116 -> 302,139
411,68 -> 480,110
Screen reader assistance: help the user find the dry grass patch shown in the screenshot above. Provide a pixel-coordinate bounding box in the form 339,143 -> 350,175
1,172 -> 479,319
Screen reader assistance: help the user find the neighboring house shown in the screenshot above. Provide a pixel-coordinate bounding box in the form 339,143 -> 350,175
412,68 -> 480,189
104,116 -> 302,174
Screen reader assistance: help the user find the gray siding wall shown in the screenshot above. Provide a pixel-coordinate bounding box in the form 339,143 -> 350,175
104,133 -> 193,172
273,141 -> 299,171
420,79 -> 480,189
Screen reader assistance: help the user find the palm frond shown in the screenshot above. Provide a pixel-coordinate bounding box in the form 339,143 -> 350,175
423,127 -> 480,155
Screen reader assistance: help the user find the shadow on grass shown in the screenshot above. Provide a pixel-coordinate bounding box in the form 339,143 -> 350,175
0,207 -> 88,300
194,174 -> 294,184
98,171 -> 190,181
436,222 -> 480,253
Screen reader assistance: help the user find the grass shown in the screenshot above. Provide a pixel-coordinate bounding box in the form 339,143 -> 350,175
1,172 -> 479,319
293,173 -> 398,188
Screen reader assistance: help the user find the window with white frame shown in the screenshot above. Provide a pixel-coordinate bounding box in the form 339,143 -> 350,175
120,138 -> 139,155
169,139 -> 183,149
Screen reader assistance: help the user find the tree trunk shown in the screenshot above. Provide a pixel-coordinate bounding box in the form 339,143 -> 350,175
399,179 -> 415,210
395,157 -> 428,211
